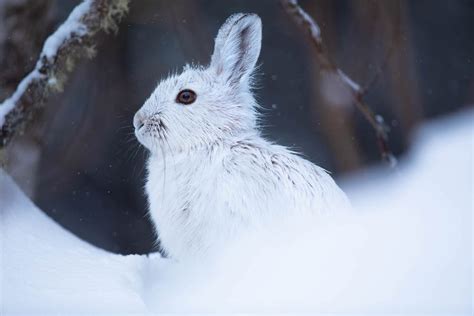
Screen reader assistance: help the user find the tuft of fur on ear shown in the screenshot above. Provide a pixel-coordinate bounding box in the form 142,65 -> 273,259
210,13 -> 262,86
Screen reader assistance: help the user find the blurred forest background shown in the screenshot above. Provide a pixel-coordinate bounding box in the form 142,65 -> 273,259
1,0 -> 473,254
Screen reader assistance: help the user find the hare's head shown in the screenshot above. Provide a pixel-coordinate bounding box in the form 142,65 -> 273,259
134,13 -> 262,154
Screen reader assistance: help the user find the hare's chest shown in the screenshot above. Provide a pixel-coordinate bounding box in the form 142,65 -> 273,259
145,156 -> 228,257
146,163 -> 195,224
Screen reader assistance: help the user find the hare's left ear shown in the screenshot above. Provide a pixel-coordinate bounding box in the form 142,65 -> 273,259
210,13 -> 262,85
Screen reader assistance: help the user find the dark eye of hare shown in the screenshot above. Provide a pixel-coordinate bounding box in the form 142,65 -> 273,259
176,89 -> 197,105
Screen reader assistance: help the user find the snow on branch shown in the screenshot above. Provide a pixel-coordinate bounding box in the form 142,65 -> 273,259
0,0 -> 129,148
281,0 -> 396,165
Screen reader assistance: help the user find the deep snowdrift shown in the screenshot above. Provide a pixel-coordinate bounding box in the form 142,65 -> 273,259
0,167 -> 149,313
1,110 -> 472,314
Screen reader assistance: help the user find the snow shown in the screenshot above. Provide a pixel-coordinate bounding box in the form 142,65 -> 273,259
0,0 -> 92,129
287,0 -> 321,41
41,0 -> 92,59
0,168 -> 149,314
337,69 -> 361,92
1,110 -> 473,314
0,71 -> 42,129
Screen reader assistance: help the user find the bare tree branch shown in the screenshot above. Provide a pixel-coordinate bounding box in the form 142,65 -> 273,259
281,0 -> 396,165
0,0 -> 129,148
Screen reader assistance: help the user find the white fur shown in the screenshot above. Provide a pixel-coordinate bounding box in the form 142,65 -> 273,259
134,13 -> 350,259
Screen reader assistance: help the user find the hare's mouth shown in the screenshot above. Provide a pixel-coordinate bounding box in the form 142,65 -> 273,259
134,113 -> 169,153
149,117 -> 168,133
138,117 -> 168,141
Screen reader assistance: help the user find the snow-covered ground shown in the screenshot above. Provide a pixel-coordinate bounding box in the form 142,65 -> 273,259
1,109 -> 472,315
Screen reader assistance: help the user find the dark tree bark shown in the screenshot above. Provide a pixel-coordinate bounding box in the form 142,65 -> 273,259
0,0 -> 56,102
0,0 -> 130,149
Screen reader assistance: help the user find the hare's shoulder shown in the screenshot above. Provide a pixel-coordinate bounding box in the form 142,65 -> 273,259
218,138 -> 350,213
224,138 -> 329,189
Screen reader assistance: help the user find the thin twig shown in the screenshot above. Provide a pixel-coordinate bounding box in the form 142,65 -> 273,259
360,2 -> 401,95
0,0 -> 129,148
281,0 -> 396,165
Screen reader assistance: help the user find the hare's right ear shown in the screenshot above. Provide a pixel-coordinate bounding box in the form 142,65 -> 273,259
210,13 -> 262,86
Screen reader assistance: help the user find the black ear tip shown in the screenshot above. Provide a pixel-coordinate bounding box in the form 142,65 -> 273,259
240,13 -> 261,25
241,13 -> 259,19
248,15 -> 262,29
225,13 -> 261,28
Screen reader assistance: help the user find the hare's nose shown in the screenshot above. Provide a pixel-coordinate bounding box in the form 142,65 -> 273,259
133,112 -> 146,130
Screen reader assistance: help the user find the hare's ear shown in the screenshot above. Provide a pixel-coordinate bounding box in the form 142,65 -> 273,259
210,13 -> 262,85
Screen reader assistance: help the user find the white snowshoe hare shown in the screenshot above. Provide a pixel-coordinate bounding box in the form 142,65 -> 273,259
134,13 -> 350,259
